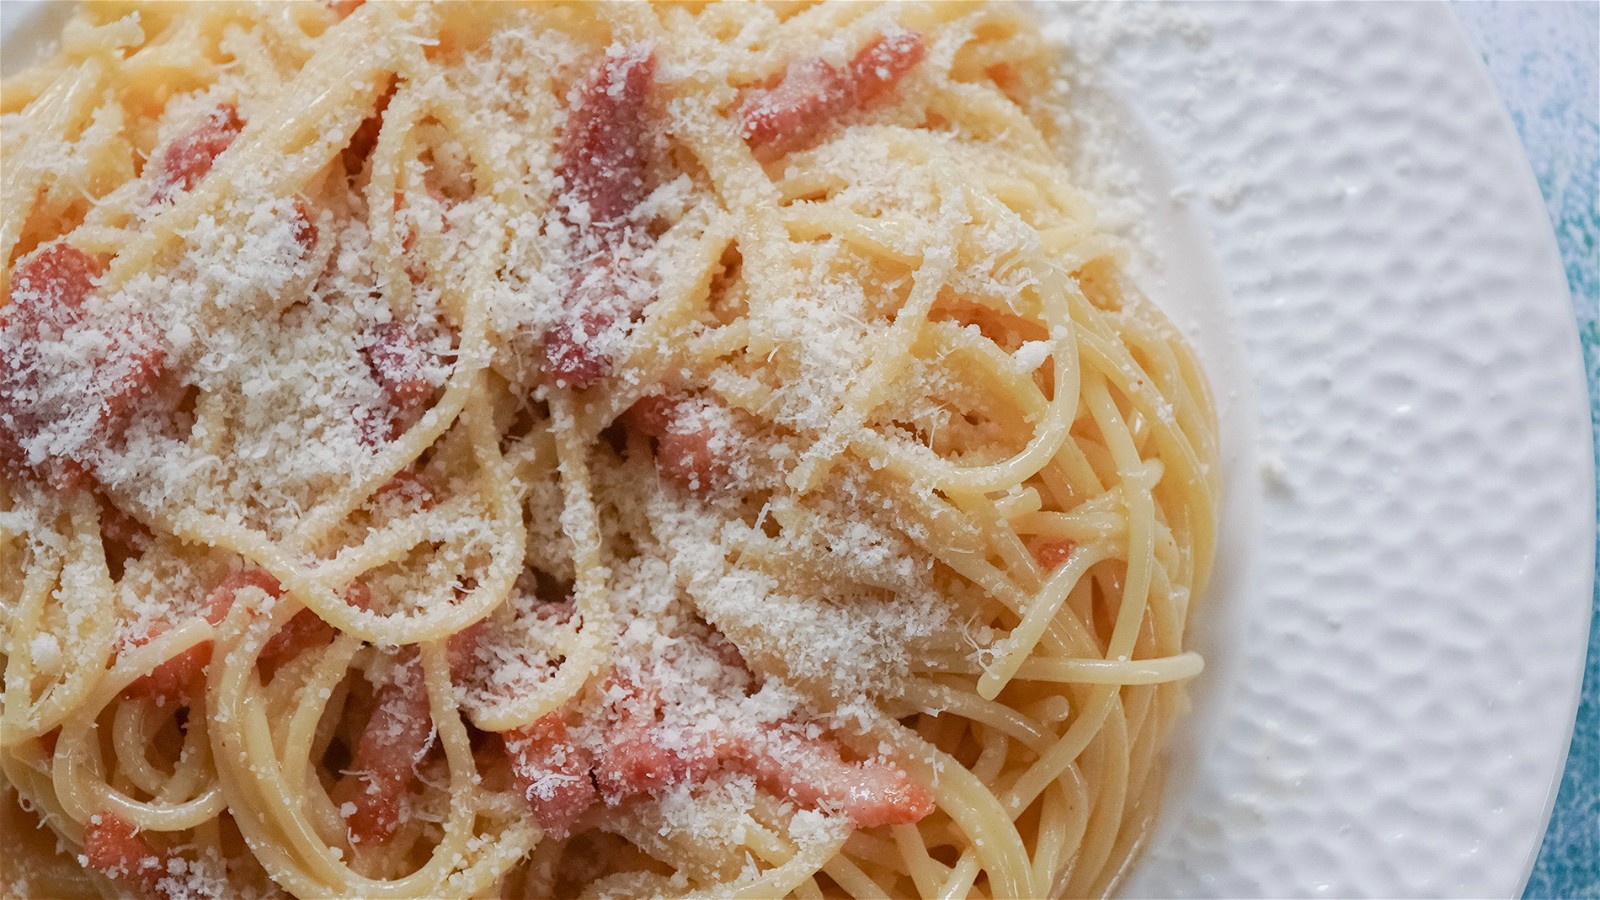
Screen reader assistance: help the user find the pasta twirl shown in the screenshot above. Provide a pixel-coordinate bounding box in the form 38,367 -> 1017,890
0,3 -> 1219,898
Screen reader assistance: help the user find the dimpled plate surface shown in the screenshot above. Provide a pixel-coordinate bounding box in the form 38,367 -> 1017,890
1033,4 -> 1596,898
1,4 -> 1594,899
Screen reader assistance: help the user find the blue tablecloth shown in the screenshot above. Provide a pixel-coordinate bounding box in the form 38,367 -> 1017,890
1454,4 -> 1600,898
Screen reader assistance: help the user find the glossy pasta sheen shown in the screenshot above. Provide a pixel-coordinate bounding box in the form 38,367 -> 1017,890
0,3 -> 1218,898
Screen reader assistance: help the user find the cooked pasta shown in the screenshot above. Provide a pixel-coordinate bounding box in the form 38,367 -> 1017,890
0,2 -> 1219,898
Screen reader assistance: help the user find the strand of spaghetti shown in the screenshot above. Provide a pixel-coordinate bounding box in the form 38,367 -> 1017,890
1119,689 -> 1163,840
109,700 -> 217,808
1002,683 -> 1119,818
917,317 -> 1051,422
1076,325 -> 1215,529
53,700 -> 224,831
891,822 -> 950,899
6,502 -> 121,742
847,296 -> 1080,494
936,849 -> 983,899
279,637 -> 361,829
109,702 -> 168,795
821,853 -> 888,898
1101,698 -> 1166,899
980,546 -> 1109,699
96,15 -> 414,296
459,376 -> 531,576
1010,503 -> 1130,546
1142,564 -> 1190,663
993,482 -> 1043,518
946,483 -> 1051,593
1083,381 -> 1161,662
1,733 -> 69,821
740,819 -> 805,869
0,56 -> 109,272
895,679 -> 1053,755
972,728 -> 1012,786
1042,435 -> 1108,501
1063,694 -> 1132,898
363,78 -> 428,320
1052,763 -> 1099,881
874,721 -> 1037,899
1013,652 -> 1206,685
787,167 -> 962,493
0,541 -> 69,743
1030,780 -> 1084,892
209,632 -> 357,894
313,495 -> 480,583
478,392 -> 613,732
717,832 -> 851,900
779,207 -> 925,267
609,810 -> 741,882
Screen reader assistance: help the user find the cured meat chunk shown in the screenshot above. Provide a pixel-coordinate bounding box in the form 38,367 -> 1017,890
123,568 -> 280,703
152,104 -> 243,203
336,651 -> 434,846
541,47 -> 658,390
0,244 -> 168,491
741,733 -> 934,828
1031,539 -> 1076,570
3,242 -> 100,327
592,673 -> 715,804
621,394 -> 743,493
739,30 -> 925,157
503,714 -> 596,840
82,812 -> 169,899
361,321 -> 436,412
557,47 -> 657,227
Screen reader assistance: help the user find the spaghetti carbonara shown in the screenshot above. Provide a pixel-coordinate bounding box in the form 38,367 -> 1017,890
0,2 -> 1219,898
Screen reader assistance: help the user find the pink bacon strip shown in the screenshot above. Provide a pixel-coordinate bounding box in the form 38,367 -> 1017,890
336,650 -> 435,847
122,568 -> 279,704
739,30 -> 925,158
0,244 -> 167,492
503,713 -> 597,840
357,321 -> 439,444
499,669 -> 933,830
151,104 -> 243,204
592,673 -> 718,805
1031,538 -> 1076,571
361,321 -> 436,412
82,812 -> 171,900
740,733 -> 935,828
541,46 -> 657,390
621,394 -> 738,494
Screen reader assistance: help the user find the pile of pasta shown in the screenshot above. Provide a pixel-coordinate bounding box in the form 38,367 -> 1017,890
0,2 -> 1218,898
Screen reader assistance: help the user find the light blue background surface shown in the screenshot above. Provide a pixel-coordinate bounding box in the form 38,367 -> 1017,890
1454,3 -> 1599,898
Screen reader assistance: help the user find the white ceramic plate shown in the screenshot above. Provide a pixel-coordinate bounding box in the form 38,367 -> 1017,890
1033,4 -> 1596,897
2,5 -> 1593,898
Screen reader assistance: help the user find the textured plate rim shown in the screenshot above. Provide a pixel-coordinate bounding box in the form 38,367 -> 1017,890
1039,5 -> 1595,898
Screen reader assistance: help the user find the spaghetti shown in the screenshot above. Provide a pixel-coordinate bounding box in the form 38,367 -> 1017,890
0,2 -> 1219,898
